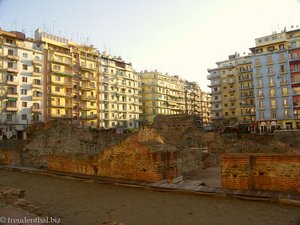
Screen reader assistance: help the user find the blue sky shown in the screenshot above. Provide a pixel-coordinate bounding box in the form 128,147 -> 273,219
1,0 -> 300,91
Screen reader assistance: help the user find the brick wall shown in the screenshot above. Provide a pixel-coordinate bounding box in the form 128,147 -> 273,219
221,154 -> 300,193
0,149 -> 21,166
48,127 -> 182,183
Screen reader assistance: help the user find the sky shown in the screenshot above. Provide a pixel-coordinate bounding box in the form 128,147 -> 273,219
1,0 -> 300,92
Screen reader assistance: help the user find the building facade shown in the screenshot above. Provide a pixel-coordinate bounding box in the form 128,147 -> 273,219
200,91 -> 212,126
250,30 -> 295,132
0,29 -> 44,140
99,54 -> 140,129
236,55 -> 256,132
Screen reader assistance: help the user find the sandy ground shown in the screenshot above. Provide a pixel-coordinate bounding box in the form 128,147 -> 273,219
0,169 -> 299,225
183,165 -> 222,187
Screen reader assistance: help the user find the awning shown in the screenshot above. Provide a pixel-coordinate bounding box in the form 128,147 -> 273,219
7,98 -> 17,101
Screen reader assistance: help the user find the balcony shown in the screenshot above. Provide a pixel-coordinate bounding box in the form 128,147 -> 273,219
293,91 -> 300,96
51,114 -> 72,119
32,95 -> 43,101
32,59 -> 43,65
6,93 -> 19,98
208,82 -> 220,88
293,101 -> 300,108
207,74 -> 220,80
81,95 -> 97,101
32,83 -> 42,89
230,106 -> 236,110
81,84 -> 96,90
80,114 -> 97,120
6,106 -> 18,111
32,107 -> 42,113
51,102 -> 72,108
228,88 -> 235,93
291,79 -> 300,85
7,54 -> 19,61
229,97 -> 236,102
51,80 -> 72,87
239,86 -> 254,90
80,105 -> 93,110
6,80 -> 19,86
33,71 -> 43,77
7,67 -> 19,73
290,56 -> 300,62
80,65 -> 97,72
211,99 -> 222,103
51,92 -> 72,98
52,70 -> 73,78
50,57 -> 72,67
240,103 -> 255,108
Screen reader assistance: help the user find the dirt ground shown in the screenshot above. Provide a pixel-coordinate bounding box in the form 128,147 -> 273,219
183,165 -> 222,187
0,169 -> 299,225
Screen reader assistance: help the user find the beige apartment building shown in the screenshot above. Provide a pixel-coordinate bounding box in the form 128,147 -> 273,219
200,91 -> 212,126
208,53 -> 255,131
140,71 -> 186,124
0,29 -> 44,140
99,54 -> 140,129
139,71 -> 205,125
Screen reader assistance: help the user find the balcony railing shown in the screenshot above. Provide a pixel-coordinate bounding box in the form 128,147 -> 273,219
7,54 -> 19,61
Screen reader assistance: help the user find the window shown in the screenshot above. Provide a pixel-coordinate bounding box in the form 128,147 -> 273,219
266,55 -> 273,63
224,103 -> 228,107
8,49 -> 14,55
55,76 -> 61,81
292,52 -> 298,60
23,53 -> 28,58
281,76 -> 287,85
256,68 -> 261,76
269,77 -> 274,86
259,100 -> 264,109
267,66 -> 273,75
7,114 -> 13,121
283,98 -> 289,107
22,114 -> 27,120
6,39 -> 13,44
270,99 -> 277,108
269,88 -> 276,97
215,104 -> 219,108
259,111 -> 264,120
23,64 -> 28,70
22,77 -> 28,83
21,89 -> 27,95
283,110 -> 290,119
216,112 -> 219,116
22,102 -> 27,107
280,64 -> 285,73
257,79 -> 263,87
282,87 -> 288,95
225,112 -> 228,116
55,87 -> 60,92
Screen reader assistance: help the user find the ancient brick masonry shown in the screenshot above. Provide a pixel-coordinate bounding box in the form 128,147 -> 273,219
48,127 -> 182,183
0,149 -> 20,166
221,154 -> 300,193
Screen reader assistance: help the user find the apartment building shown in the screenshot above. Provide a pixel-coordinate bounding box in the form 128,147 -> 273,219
71,43 -> 99,128
250,30 -> 295,132
287,29 -> 300,129
0,29 -> 44,140
236,55 -> 256,132
140,71 -> 186,124
99,54 -> 140,129
200,91 -> 212,126
208,54 -> 239,127
184,81 -> 201,115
